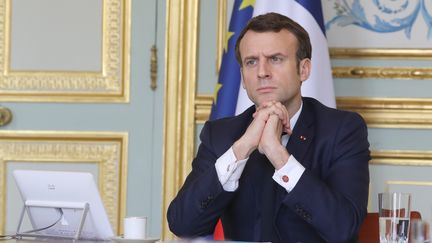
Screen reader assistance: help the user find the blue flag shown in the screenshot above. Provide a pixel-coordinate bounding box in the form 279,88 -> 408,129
209,0 -> 254,120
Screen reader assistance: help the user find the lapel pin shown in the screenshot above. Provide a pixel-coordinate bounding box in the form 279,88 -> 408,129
299,135 -> 307,141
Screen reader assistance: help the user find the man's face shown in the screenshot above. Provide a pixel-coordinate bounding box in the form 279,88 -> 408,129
239,30 -> 310,109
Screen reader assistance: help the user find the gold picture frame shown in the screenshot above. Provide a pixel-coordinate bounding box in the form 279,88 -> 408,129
0,131 -> 128,235
0,0 -> 131,102
162,0 -> 199,239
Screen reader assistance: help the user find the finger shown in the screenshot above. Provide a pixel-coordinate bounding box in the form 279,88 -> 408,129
273,102 -> 289,125
266,105 -> 287,125
255,106 -> 276,121
257,101 -> 275,111
253,102 -> 272,117
255,102 -> 288,123
260,102 -> 286,121
266,114 -> 283,132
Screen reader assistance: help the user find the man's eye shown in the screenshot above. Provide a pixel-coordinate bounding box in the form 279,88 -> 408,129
245,59 -> 257,66
270,56 -> 283,63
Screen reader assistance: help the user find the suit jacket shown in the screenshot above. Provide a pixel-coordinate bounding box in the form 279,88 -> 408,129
167,97 -> 370,243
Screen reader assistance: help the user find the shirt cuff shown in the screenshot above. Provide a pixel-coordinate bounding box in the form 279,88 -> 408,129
215,147 -> 248,192
272,155 -> 305,192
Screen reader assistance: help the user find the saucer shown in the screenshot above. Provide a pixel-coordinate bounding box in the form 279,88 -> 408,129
112,236 -> 159,243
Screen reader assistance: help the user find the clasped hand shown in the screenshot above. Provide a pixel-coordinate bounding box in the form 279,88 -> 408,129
233,101 -> 291,169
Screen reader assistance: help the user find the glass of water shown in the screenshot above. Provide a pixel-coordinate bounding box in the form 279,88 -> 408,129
411,219 -> 430,243
378,192 -> 411,243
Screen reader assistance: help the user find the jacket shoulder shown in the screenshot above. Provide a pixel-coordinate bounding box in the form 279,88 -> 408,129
303,97 -> 365,124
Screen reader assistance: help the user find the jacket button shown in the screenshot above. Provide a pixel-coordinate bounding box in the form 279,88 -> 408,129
201,202 -> 206,208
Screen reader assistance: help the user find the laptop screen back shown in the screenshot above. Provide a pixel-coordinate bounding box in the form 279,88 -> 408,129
13,170 -> 114,240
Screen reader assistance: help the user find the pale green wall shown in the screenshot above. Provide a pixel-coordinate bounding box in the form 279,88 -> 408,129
197,0 -> 218,94
126,0 -> 166,236
3,0 -> 166,237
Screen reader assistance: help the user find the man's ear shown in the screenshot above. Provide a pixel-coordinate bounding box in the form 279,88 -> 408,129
299,58 -> 311,82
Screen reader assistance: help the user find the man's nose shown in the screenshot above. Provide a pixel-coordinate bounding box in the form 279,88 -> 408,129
257,61 -> 271,79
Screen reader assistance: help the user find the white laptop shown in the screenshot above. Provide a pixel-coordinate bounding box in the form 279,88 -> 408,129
13,170 -> 114,240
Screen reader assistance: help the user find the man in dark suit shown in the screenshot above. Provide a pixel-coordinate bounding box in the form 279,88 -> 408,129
167,12 -> 370,243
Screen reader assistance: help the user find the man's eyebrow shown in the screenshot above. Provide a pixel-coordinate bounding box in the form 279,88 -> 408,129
264,52 -> 285,57
243,55 -> 258,61
242,53 -> 287,62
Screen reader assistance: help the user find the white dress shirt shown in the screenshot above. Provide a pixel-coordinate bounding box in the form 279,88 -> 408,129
215,103 -> 305,192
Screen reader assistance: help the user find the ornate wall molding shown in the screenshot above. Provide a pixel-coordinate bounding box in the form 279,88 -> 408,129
332,67 -> 432,80
371,150 -> 432,166
196,95 -> 432,129
162,0 -> 199,240
195,94 -> 213,124
330,48 -> 432,59
0,131 -> 128,235
386,180 -> 432,186
337,97 -> 432,128
0,105 -> 11,126
0,0 -> 131,102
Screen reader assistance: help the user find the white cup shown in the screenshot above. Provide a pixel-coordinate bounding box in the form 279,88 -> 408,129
123,216 -> 147,239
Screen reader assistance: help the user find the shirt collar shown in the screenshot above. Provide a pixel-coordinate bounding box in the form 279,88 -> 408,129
290,101 -> 303,132
281,102 -> 303,146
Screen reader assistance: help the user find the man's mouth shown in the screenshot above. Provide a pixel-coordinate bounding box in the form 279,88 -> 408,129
257,86 -> 276,93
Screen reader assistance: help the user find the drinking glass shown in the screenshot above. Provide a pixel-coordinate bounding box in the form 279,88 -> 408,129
411,219 -> 430,243
378,192 -> 411,243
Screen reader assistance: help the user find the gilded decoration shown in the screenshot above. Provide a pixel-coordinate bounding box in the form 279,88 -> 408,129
0,0 -> 131,102
162,0 -> 199,240
332,66 -> 432,80
337,97 -> 432,129
195,95 -> 213,124
0,106 -> 12,126
330,48 -> 432,60
386,181 -> 432,187
371,150 -> 432,166
0,131 -> 128,235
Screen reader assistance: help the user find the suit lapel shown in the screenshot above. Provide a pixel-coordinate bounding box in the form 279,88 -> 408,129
286,99 -> 315,167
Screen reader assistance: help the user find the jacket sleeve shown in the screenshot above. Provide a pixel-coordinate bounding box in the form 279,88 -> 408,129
282,112 -> 370,242
167,121 -> 236,237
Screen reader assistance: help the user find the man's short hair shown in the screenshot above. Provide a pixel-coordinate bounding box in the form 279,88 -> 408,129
235,12 -> 312,67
